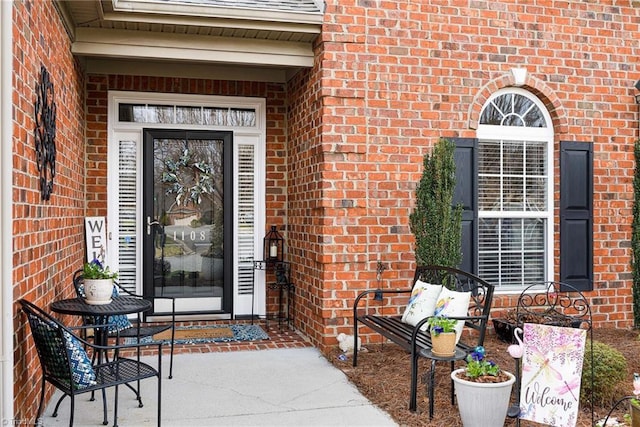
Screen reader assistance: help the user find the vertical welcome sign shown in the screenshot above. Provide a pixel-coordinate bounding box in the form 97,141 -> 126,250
85,216 -> 107,263
519,323 -> 586,427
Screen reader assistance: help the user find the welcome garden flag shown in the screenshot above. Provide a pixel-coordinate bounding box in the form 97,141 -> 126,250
519,323 -> 587,427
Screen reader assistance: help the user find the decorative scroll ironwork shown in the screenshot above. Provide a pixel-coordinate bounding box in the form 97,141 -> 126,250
515,282 -> 592,330
511,281 -> 594,426
34,65 -> 56,201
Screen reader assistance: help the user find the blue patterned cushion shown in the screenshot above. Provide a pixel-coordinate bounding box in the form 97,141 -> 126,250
108,287 -> 133,332
61,330 -> 96,390
108,314 -> 132,332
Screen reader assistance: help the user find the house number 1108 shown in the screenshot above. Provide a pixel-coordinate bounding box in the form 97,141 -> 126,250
173,231 -> 206,241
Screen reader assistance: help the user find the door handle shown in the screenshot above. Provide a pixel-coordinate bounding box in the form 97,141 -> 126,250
147,216 -> 160,235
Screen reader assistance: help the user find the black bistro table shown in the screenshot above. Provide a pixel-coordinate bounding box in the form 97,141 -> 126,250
51,296 -> 151,325
50,296 -> 152,355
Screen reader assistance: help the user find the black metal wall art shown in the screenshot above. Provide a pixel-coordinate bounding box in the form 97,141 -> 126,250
34,65 -> 56,200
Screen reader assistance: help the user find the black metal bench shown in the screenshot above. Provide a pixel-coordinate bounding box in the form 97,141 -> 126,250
352,265 -> 495,411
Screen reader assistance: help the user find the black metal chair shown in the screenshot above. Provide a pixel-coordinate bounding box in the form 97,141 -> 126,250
507,281 -> 594,427
73,269 -> 176,379
19,299 -> 162,427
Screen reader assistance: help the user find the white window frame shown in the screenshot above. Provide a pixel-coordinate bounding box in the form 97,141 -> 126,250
476,88 -> 554,292
106,91 -> 266,316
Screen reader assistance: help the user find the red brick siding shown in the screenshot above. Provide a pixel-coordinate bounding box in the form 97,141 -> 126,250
291,0 -> 640,351
12,1 -> 87,422
287,65 -> 325,346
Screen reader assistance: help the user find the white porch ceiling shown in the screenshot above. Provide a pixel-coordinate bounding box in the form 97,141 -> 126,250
55,0 -> 324,82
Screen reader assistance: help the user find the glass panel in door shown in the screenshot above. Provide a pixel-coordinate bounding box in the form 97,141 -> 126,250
143,129 -> 233,315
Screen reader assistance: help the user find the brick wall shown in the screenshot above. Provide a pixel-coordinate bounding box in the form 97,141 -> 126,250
12,0 -> 87,422
287,65 -> 326,346
292,0 -> 640,351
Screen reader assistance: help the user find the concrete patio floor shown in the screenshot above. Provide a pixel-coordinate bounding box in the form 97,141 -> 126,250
40,347 -> 398,426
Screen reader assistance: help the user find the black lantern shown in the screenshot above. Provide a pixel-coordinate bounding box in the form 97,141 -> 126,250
263,225 -> 284,262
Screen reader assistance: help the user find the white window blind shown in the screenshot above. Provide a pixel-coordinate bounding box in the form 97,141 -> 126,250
477,139 -> 548,288
117,139 -> 138,294
237,144 -> 255,295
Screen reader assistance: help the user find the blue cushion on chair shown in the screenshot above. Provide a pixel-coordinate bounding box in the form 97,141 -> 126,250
108,287 -> 133,332
108,314 -> 133,332
61,330 -> 96,390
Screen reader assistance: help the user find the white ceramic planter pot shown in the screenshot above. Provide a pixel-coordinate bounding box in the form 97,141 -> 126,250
451,368 -> 515,427
84,279 -> 114,305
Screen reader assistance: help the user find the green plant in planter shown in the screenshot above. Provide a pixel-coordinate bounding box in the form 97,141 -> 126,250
451,346 -> 514,427
409,138 -> 462,273
614,374 -> 640,427
427,316 -> 457,336
463,346 -> 502,380
83,259 -> 118,280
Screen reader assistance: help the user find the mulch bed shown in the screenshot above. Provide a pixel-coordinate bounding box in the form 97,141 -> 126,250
329,328 -> 640,427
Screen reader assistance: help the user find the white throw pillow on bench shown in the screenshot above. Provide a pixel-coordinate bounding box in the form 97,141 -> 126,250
401,280 -> 443,330
433,287 -> 471,344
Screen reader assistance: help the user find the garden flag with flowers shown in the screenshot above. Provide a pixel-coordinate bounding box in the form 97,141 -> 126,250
519,323 -> 586,427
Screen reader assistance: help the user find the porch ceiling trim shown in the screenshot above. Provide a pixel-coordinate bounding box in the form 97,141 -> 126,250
56,1 -> 322,75
108,0 -> 324,26
72,28 -> 315,67
83,58 -> 291,82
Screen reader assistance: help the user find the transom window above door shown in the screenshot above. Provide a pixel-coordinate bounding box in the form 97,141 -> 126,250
118,103 -> 256,127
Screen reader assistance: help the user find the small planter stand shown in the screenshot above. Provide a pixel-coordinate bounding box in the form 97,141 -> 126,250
253,260 -> 294,329
419,348 -> 467,419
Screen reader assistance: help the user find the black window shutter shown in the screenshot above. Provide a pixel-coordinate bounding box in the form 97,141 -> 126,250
560,141 -> 593,291
452,138 -> 478,275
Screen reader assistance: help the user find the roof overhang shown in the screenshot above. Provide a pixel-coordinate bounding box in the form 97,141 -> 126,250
55,0 -> 323,82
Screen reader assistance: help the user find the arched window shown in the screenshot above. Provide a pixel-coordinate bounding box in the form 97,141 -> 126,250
476,89 -> 554,290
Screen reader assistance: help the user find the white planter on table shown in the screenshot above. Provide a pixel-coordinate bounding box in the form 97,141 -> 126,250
84,279 -> 114,305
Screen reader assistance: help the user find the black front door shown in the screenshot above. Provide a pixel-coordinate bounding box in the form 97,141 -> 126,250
142,129 -> 233,315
